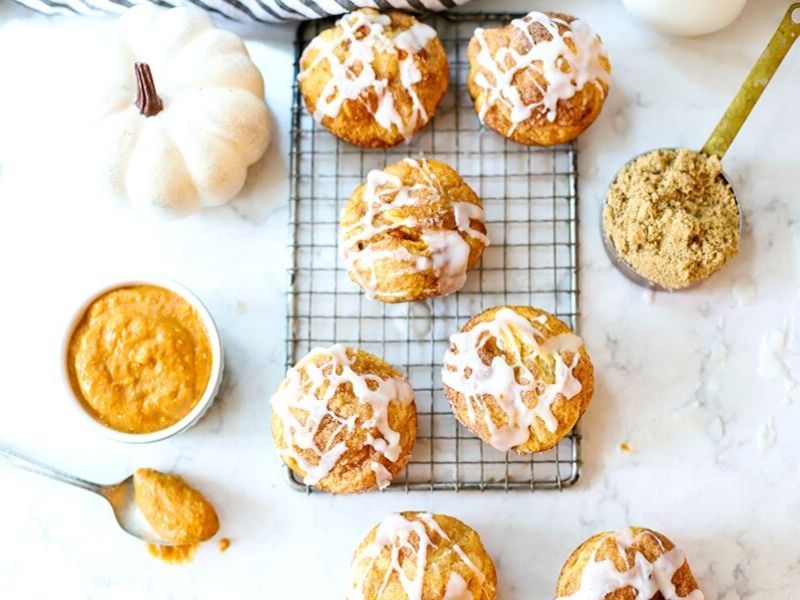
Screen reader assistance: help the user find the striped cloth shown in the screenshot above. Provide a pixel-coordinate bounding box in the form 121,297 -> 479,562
12,0 -> 472,23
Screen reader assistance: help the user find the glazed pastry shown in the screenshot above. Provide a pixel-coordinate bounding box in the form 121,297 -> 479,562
556,527 -> 704,599
340,158 -> 489,303
442,305 -> 593,453
467,12 -> 611,146
347,511 -> 497,599
298,9 -> 448,148
270,345 -> 416,493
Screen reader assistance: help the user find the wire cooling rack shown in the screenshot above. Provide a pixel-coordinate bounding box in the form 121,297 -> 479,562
285,13 -> 581,492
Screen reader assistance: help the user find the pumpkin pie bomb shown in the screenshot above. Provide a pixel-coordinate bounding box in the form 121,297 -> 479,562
442,305 -> 594,453
298,9 -> 448,148
467,11 -> 611,146
347,512 -> 497,600
133,468 -> 219,564
556,527 -> 704,599
270,345 -> 416,493
340,158 -> 489,303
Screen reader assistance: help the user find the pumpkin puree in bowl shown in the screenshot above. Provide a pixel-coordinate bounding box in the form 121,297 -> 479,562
67,285 -> 212,434
133,468 -> 219,564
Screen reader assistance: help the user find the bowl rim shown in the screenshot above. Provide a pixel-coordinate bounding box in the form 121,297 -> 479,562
61,277 -> 224,444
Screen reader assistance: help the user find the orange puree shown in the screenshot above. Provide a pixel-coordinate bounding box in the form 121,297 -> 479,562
67,285 -> 212,433
134,468 -> 220,564
146,543 -> 198,564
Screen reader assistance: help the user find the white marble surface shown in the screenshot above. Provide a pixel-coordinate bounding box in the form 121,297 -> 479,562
1,0 -> 798,597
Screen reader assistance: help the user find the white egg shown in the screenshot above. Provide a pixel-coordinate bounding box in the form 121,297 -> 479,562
621,0 -> 749,37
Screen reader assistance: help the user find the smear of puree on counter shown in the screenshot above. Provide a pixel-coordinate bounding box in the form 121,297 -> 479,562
67,285 -> 213,434
133,468 -> 219,564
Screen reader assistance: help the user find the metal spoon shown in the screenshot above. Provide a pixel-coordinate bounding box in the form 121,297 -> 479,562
0,446 -> 173,545
603,3 -> 800,290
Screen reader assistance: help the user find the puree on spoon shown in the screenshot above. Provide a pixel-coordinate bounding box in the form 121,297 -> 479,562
66,285 -> 212,434
133,468 -> 220,564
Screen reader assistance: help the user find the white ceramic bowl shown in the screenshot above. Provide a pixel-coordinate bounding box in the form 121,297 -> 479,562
62,278 -> 224,443
621,0 -> 749,37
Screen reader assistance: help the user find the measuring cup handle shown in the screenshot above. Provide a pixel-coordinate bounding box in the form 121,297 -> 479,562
702,4 -> 800,159
0,445 -> 104,495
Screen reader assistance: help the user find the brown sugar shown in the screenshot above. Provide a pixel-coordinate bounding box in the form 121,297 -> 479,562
603,148 -> 740,289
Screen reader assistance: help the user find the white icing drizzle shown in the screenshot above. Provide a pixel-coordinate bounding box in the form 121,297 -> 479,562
298,10 -> 438,142
558,528 -> 704,600
444,573 -> 473,600
472,11 -> 610,133
341,158 -> 488,300
416,513 -> 485,584
370,461 -> 393,490
442,307 -> 583,451
421,230 -> 472,296
270,345 -> 413,486
348,513 -> 485,600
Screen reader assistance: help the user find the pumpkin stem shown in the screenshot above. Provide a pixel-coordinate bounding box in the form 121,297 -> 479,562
134,62 -> 164,117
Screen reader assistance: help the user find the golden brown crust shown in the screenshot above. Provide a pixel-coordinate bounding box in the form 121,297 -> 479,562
299,10 -> 448,148
467,12 -> 610,146
340,158 -> 488,303
271,347 -> 417,493
349,512 -> 497,599
556,528 -> 702,599
443,305 -> 594,453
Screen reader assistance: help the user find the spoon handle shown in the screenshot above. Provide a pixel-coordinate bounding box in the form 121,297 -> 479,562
702,3 -> 800,158
0,446 -> 104,495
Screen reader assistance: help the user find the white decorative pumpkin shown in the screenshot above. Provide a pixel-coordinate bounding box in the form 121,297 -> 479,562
89,5 -> 271,218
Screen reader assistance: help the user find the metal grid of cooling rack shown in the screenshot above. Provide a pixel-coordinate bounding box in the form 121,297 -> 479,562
285,13 -> 581,492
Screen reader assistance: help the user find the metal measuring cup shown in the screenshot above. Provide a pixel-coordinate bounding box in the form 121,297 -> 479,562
603,3 -> 800,291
